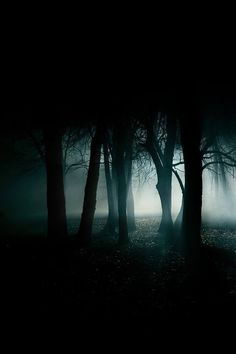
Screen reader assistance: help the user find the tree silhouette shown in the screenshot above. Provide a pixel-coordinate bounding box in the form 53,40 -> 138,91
179,111 -> 203,261
103,138 -> 116,234
77,124 -> 103,244
43,126 -> 67,239
125,129 -> 136,232
113,119 -> 129,245
138,113 -> 177,239
173,119 -> 236,241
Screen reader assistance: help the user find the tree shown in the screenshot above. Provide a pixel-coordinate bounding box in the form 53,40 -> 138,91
179,111 -> 203,261
103,137 -> 116,234
125,122 -> 136,232
172,121 -> 236,239
77,124 -> 103,244
43,126 -> 67,239
103,121 -> 136,235
10,118 -> 68,240
113,119 -> 129,245
139,113 -> 177,238
17,106 -> 95,241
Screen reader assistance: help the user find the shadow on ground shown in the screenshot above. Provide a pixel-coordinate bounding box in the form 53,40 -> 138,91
1,217 -> 236,343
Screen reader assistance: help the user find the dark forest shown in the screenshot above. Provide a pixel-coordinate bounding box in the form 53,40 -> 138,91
1,86 -> 236,346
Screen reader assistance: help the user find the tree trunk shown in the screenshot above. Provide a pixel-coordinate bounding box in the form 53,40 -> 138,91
172,168 -> 185,241
157,171 -> 173,237
114,124 -> 129,245
103,141 -> 116,233
160,116 -> 177,237
125,138 -> 136,231
180,115 -> 202,261
127,180 -> 136,231
77,126 -> 102,244
146,115 -> 176,238
111,153 -> 119,226
44,128 -> 67,239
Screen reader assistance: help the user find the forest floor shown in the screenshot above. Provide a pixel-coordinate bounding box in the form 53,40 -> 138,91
1,216 -> 236,343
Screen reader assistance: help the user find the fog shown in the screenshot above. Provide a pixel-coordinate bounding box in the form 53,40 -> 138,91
1,160 -> 235,233
1,165 -> 236,221
202,172 -> 236,224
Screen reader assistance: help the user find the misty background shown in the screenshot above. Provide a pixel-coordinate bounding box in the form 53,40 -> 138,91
1,150 -> 235,236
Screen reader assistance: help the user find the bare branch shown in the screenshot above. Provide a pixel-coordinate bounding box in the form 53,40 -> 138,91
202,160 -> 236,171
172,168 -> 185,195
172,161 -> 184,167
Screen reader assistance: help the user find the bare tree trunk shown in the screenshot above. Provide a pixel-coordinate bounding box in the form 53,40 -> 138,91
180,115 -> 202,262
127,179 -> 136,231
103,141 -> 116,233
114,123 -> 129,245
160,116 -> 177,238
44,128 -> 67,239
111,153 -> 119,226
157,171 -> 173,237
125,137 -> 136,231
146,115 -> 176,238
172,168 -> 185,242
77,126 -> 102,244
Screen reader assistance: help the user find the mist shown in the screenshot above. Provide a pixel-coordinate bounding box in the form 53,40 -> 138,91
53,170 -> 236,226
1,159 -> 236,234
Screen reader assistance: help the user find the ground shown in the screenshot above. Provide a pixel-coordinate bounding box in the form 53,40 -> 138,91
1,216 -> 236,342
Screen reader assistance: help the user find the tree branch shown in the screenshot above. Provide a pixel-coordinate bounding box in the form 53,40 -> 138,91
202,160 -> 236,171
26,129 -> 45,161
